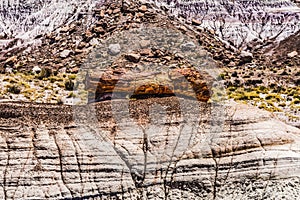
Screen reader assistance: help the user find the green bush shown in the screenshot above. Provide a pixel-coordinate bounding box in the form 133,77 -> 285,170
6,84 -> 21,94
37,68 -> 52,80
65,79 -> 74,91
265,93 -> 282,101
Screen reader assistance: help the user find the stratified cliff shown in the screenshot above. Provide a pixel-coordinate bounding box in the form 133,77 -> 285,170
0,98 -> 299,199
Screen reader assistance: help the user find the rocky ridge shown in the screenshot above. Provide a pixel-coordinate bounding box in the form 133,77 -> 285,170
0,0 -> 237,104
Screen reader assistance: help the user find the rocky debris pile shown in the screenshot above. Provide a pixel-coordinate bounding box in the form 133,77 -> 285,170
268,30 -> 300,64
0,0 -> 241,105
0,99 -> 299,199
0,0 -> 239,75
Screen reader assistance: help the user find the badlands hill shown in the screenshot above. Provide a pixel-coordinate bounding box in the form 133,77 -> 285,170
0,0 -> 299,199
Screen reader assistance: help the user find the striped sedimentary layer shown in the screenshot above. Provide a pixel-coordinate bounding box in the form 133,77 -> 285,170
0,98 -> 299,199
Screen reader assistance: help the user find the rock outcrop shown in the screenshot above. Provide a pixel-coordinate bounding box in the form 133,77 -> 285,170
0,98 -> 299,199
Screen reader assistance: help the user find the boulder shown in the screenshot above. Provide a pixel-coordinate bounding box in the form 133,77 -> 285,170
125,53 -> 141,63
239,51 -> 253,64
108,44 -> 121,56
192,18 -> 201,26
60,50 -> 72,58
287,51 -> 298,58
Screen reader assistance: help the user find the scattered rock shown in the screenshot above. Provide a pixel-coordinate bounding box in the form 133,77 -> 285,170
240,51 -> 253,64
125,53 -> 141,63
178,25 -> 187,32
192,18 -> 201,26
75,49 -> 84,54
139,40 -> 151,48
108,44 -> 121,56
180,41 -> 196,51
5,67 -> 13,73
32,66 -> 41,74
89,38 -> 99,46
140,48 -> 152,56
287,51 -> 298,58
60,26 -> 70,33
78,42 -> 87,49
139,5 -> 148,12
113,8 -> 121,14
70,67 -> 79,74
58,67 -> 67,73
60,50 -> 72,58
0,32 -> 7,39
208,29 -> 215,35
85,30 -> 93,38
93,26 -> 105,34
5,56 -> 17,63
100,10 -> 105,18
5,56 -> 17,65
136,13 -> 144,18
228,61 -> 236,67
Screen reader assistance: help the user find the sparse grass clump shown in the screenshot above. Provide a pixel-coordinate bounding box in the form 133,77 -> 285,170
6,84 -> 21,94
64,79 -> 74,91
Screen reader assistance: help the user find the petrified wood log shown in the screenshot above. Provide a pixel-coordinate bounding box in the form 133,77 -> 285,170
0,98 -> 299,199
87,67 -> 211,102
83,47 -> 215,103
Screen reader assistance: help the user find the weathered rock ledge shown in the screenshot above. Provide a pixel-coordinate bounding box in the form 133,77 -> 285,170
0,98 -> 299,199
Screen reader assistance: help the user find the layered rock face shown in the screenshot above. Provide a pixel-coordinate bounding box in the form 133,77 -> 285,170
0,98 -> 299,199
153,0 -> 300,45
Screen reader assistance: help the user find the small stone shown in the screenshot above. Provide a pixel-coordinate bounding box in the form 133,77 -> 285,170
5,67 -> 13,73
108,44 -> 121,56
85,30 -> 93,38
140,48 -> 152,56
100,10 -> 105,18
75,49 -> 84,54
208,29 -> 215,35
179,26 -> 187,32
240,51 -> 253,64
228,61 -> 236,67
139,5 -> 147,12
106,9 -> 112,15
93,27 -> 105,34
125,53 -> 141,63
136,12 -> 144,18
70,67 -> 79,73
5,56 -> 17,64
60,26 -> 70,33
192,18 -> 201,26
287,51 -> 298,58
32,66 -> 41,74
89,38 -> 99,46
0,32 -> 7,39
139,40 -> 151,48
113,8 -> 120,14
163,56 -> 172,61
180,41 -> 196,51
60,50 -> 72,58
78,42 -> 87,49
175,53 -> 184,59
59,67 -> 67,73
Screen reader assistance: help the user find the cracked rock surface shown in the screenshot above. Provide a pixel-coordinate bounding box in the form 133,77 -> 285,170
0,98 -> 299,199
